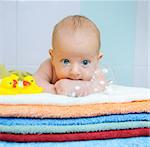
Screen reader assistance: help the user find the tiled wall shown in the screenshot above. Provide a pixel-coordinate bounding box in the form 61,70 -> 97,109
134,1 -> 149,88
0,1 -> 149,88
0,1 -> 80,72
149,1 -> 150,88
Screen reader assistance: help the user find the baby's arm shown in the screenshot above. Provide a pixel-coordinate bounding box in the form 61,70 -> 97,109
34,59 -> 56,94
55,69 -> 106,97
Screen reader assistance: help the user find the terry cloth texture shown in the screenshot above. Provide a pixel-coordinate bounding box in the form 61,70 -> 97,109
0,121 -> 149,134
0,100 -> 149,118
0,113 -> 149,126
0,128 -> 149,142
0,84 -> 150,105
0,137 -> 150,147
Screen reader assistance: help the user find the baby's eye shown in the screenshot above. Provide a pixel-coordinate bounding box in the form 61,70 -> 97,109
62,59 -> 70,65
81,60 -> 91,65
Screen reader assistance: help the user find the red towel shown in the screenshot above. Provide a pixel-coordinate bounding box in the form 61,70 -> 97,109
0,128 -> 149,142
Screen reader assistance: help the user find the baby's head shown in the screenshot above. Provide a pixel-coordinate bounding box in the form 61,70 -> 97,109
50,15 -> 103,81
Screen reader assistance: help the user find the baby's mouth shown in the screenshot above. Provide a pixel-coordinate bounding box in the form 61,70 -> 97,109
67,78 -> 82,80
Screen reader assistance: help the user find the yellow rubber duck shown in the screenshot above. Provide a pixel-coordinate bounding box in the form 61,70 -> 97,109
0,74 -> 19,95
0,64 -> 43,95
21,75 -> 43,94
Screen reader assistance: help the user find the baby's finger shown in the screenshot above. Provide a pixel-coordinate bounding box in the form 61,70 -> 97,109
78,91 -> 86,97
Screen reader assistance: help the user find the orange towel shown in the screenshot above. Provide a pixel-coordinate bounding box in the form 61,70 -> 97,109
0,100 -> 149,118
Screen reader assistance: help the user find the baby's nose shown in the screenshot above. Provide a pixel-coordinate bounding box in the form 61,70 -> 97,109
69,64 -> 80,78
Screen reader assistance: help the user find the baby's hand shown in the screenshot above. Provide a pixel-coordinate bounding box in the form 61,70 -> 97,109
54,79 -> 91,97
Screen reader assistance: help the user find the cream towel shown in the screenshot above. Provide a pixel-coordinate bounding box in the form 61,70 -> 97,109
0,84 -> 150,105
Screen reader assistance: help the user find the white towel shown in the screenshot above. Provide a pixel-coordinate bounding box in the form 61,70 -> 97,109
0,84 -> 149,105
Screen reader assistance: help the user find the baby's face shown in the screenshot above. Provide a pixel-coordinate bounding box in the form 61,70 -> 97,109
51,28 -> 102,81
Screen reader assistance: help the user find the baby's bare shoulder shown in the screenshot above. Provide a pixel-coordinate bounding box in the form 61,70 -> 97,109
35,58 -> 53,81
40,58 -> 52,68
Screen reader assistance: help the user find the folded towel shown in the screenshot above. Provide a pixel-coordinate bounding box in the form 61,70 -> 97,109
0,113 -> 149,126
0,121 -> 149,134
0,100 -> 149,118
0,128 -> 149,142
0,137 -> 150,147
0,85 -> 150,105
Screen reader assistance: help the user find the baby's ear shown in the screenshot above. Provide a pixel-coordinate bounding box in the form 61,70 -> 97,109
98,52 -> 103,60
49,49 -> 54,60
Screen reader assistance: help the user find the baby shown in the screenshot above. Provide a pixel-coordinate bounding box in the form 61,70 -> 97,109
34,15 -> 106,97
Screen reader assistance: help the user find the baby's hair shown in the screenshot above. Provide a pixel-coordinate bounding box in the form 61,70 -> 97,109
52,15 -> 101,50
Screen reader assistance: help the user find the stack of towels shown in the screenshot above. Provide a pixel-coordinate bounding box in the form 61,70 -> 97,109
0,85 -> 149,146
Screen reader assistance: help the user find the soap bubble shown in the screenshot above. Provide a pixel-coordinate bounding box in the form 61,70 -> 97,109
92,65 -> 116,86
93,64 -> 116,93
100,64 -> 116,87
99,80 -> 105,85
100,65 -> 116,94
102,68 -> 108,74
75,85 -> 81,90
70,91 -> 77,97
90,75 -> 96,82
67,85 -> 81,97
67,64 -> 116,96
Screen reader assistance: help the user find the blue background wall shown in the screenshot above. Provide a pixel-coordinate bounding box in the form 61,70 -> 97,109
80,1 -> 137,86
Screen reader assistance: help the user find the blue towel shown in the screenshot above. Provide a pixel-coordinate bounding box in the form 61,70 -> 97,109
0,137 -> 149,147
0,113 -> 149,126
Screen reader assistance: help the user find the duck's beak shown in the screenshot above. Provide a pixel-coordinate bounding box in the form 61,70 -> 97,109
23,81 -> 31,87
13,80 -> 18,88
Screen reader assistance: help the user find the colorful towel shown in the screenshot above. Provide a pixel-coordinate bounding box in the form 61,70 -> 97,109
0,113 -> 149,126
0,128 -> 149,142
0,121 -> 149,134
0,100 -> 149,118
0,137 -> 150,147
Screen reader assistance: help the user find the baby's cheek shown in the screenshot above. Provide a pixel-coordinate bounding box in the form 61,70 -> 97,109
56,69 -> 68,79
82,70 -> 93,81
